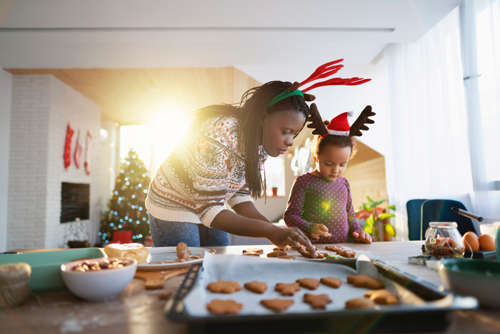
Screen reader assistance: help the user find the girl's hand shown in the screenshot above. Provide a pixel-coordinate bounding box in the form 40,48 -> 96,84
310,224 -> 332,240
352,231 -> 372,244
268,226 -> 318,257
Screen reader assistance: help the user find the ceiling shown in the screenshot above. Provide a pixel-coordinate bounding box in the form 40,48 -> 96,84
0,0 -> 463,123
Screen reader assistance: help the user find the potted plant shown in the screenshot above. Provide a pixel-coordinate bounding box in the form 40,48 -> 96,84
355,197 -> 396,241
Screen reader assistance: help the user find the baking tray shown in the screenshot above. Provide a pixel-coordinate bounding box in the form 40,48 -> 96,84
0,248 -> 106,293
164,254 -> 478,334
464,250 -> 496,260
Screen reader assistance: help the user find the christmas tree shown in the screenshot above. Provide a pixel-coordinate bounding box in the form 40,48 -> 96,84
99,147 -> 151,245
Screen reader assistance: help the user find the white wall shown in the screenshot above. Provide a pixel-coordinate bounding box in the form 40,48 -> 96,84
7,74 -> 101,250
0,70 -> 12,253
98,121 -> 119,212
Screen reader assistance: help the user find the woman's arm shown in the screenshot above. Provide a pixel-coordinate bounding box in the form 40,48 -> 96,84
211,210 -> 317,256
232,201 -> 272,223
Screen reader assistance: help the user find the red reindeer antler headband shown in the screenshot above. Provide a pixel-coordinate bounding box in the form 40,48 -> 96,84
267,59 -> 372,107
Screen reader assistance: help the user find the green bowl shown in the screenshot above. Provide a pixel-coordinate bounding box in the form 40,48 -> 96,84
0,248 -> 106,293
439,258 -> 500,309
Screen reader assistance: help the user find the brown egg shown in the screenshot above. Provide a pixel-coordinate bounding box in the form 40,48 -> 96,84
478,234 -> 496,251
462,232 -> 480,251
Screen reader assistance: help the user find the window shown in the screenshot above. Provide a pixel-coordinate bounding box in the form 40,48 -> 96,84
263,156 -> 285,197
475,0 -> 500,189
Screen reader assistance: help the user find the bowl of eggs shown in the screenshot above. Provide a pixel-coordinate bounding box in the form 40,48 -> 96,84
61,258 -> 137,301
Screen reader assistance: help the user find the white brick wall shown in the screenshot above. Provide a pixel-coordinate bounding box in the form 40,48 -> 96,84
8,75 -> 101,250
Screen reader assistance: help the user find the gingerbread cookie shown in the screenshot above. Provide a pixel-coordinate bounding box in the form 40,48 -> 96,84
347,275 -> 385,290
304,293 -> 332,309
275,282 -> 301,296
244,281 -> 267,294
296,278 -> 320,290
278,255 -> 295,260
242,252 -> 261,257
325,245 -> 356,258
320,277 -> 342,289
243,248 -> 264,254
364,289 -> 399,305
345,297 -> 376,309
207,281 -> 242,294
177,250 -> 191,261
267,250 -> 288,257
207,299 -> 243,315
261,299 -> 294,312
176,242 -> 189,252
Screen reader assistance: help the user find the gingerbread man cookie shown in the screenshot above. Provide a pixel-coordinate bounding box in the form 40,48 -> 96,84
267,250 -> 288,257
243,248 -> 263,254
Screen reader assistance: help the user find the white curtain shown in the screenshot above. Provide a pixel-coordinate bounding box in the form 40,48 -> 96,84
384,8 -> 475,240
460,0 -> 500,220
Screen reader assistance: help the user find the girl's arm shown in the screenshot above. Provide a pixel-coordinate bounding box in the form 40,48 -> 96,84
283,176 -> 315,234
211,210 -> 317,255
232,201 -> 272,223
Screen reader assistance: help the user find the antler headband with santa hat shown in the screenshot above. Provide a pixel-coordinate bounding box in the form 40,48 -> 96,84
266,58 -> 375,137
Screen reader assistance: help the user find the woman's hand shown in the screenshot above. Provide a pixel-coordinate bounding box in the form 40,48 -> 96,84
352,231 -> 372,244
310,224 -> 332,239
268,226 -> 318,257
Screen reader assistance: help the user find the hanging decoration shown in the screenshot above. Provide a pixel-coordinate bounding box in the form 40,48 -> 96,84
64,123 -> 74,170
84,131 -> 92,175
74,131 -> 82,169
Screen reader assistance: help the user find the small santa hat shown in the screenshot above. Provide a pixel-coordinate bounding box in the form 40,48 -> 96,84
323,111 -> 354,137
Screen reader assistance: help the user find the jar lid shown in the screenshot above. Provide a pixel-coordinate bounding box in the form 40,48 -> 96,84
429,222 -> 457,228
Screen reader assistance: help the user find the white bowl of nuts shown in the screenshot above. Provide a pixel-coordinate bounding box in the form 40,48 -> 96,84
60,258 -> 137,301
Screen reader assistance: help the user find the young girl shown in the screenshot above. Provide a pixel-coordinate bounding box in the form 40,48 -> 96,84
284,104 -> 375,244
146,60 -> 371,253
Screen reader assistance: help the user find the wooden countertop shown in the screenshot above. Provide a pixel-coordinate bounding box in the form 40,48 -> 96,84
1,241 -> 500,334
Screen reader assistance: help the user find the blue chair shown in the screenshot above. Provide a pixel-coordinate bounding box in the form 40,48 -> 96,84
406,199 -> 428,240
421,199 -> 478,239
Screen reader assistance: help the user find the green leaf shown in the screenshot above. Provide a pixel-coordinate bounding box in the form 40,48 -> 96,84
378,213 -> 396,220
364,225 -> 374,235
363,203 -> 371,211
386,205 -> 396,210
366,215 -> 375,226
385,224 -> 396,237
374,199 -> 385,206
367,196 -> 374,204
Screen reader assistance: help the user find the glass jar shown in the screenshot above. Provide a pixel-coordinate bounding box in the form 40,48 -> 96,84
424,222 -> 465,257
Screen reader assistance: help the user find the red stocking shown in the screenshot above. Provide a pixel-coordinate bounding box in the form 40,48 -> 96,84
64,123 -> 74,170
84,132 -> 92,175
74,131 -> 82,169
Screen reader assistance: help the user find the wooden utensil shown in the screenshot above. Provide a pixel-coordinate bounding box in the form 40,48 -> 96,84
134,267 -> 189,289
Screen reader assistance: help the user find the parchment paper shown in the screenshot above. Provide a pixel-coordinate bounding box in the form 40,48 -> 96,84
183,253 -> 453,316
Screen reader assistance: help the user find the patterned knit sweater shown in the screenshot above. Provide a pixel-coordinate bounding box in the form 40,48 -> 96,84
146,115 -> 268,227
